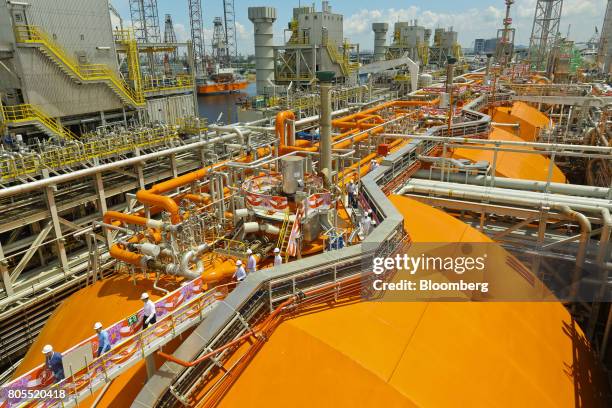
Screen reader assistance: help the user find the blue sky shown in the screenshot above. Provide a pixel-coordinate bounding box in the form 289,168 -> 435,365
111,0 -> 606,55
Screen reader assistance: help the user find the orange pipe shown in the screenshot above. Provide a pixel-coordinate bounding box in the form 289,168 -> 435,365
148,164 -> 215,195
136,190 -> 182,224
182,193 -> 212,205
275,111 -> 295,148
338,152 -> 378,182
103,211 -> 150,227
110,243 -> 143,266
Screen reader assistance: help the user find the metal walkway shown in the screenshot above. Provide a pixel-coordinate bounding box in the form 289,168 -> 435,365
0,281 -> 231,408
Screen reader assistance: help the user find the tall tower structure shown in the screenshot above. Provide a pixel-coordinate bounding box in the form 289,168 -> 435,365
212,17 -> 228,64
372,23 -> 388,62
164,14 -> 178,60
598,0 -> 612,73
188,0 -> 205,73
495,0 -> 515,67
248,7 -> 277,95
129,0 -> 162,43
223,0 -> 237,59
528,0 -> 563,71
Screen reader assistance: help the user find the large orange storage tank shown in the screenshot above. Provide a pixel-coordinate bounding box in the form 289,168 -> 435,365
492,101 -> 551,141
452,127 -> 567,183
213,197 -> 608,408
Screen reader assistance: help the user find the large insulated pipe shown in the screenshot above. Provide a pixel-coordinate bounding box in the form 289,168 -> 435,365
412,170 -> 611,199
248,7 -> 277,95
372,23 -> 388,62
318,72 -> 334,185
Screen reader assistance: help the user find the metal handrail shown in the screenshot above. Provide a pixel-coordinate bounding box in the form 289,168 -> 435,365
0,280 -> 234,408
14,25 -> 144,106
0,126 -> 179,181
1,104 -> 78,141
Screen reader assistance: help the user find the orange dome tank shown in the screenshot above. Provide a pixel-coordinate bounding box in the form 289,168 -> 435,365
210,196 -> 608,408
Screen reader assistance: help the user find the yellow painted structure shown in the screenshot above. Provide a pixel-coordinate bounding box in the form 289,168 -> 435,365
215,197 -> 608,408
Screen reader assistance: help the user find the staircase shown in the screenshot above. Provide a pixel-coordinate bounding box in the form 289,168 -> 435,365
277,212 -> 295,260
14,25 -> 144,107
326,41 -> 358,77
1,104 -> 78,141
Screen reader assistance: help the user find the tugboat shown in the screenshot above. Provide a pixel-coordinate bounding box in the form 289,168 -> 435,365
197,67 -> 248,95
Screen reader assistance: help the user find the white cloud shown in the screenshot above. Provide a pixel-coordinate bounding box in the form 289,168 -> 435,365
342,0 -> 607,50
344,9 -> 384,36
173,23 -> 189,43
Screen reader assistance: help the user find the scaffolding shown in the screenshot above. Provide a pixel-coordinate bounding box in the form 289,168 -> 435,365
188,0 -> 205,73
129,0 -> 162,43
223,0 -> 237,59
528,0 -> 563,71
212,17 -> 228,64
164,14 -> 178,61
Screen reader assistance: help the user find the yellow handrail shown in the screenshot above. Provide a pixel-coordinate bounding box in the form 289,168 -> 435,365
0,126 -> 179,180
142,74 -> 194,92
1,104 -> 78,141
276,212 -> 290,249
14,25 -> 144,106
325,41 -> 357,76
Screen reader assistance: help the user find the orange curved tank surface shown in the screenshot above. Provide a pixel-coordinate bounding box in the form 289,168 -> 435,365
12,255 -> 236,408
11,275 -> 184,406
452,127 -> 567,183
213,196 -> 608,408
492,101 -> 551,141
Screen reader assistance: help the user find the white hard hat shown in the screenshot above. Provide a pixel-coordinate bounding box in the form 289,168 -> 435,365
274,248 -> 280,253
42,345 -> 53,354
246,248 -> 253,255
140,292 -> 149,300
368,209 -> 373,214
94,322 -> 103,330
236,259 -> 242,265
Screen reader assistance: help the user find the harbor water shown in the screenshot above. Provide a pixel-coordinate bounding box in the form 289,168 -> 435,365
197,82 -> 256,125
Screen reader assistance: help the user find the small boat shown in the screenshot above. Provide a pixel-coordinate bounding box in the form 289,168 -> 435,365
197,67 -> 248,95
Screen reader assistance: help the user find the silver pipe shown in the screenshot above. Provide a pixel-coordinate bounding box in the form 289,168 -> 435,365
208,125 -> 248,146
153,272 -> 170,295
491,122 -> 520,128
413,170 -> 611,199
403,180 -> 612,211
320,80 -> 333,184
553,205 -> 590,297
418,155 -> 488,170
0,133 -> 243,199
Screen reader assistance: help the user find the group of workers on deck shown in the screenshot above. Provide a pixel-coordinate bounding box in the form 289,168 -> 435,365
234,247 -> 283,283
42,291 -> 157,383
346,178 -> 377,238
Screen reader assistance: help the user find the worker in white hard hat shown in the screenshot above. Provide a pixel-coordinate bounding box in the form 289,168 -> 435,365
246,248 -> 257,274
273,248 -> 283,267
94,322 -> 111,358
360,211 -> 372,237
141,292 -> 157,330
234,259 -> 247,282
346,179 -> 357,208
42,344 -> 64,382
